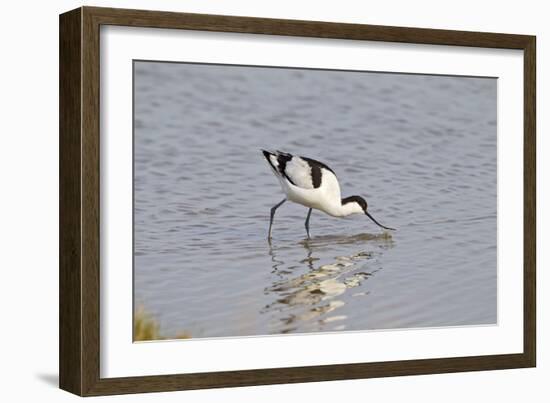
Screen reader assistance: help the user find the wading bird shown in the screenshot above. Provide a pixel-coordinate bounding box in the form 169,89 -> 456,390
262,150 -> 395,240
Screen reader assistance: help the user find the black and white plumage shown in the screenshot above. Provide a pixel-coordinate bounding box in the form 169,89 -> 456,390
262,150 -> 394,240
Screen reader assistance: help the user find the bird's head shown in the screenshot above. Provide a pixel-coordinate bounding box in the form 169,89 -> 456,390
342,195 -> 368,215
342,195 -> 395,231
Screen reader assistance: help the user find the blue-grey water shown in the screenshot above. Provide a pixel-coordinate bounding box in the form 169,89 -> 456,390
133,61 -> 497,339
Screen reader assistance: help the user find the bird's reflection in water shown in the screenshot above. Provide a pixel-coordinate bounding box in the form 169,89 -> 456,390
264,233 -> 394,334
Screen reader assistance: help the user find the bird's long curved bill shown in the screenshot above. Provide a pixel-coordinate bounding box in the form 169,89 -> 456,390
365,211 -> 395,231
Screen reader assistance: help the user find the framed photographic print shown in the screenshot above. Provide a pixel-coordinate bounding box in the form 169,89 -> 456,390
59,6 -> 536,396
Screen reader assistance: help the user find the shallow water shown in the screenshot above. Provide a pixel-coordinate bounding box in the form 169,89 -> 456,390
133,61 -> 497,339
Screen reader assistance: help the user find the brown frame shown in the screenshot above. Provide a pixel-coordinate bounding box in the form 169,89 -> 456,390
59,6 -> 536,396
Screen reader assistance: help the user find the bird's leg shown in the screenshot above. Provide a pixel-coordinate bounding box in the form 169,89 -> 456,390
305,208 -> 312,240
268,198 -> 286,241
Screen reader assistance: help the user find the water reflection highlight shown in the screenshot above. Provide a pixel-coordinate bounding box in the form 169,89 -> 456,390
263,233 -> 394,334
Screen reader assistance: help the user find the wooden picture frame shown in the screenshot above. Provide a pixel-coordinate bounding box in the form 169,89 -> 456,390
59,6 -> 536,396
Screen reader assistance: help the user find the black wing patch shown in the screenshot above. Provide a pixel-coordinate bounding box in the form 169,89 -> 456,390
263,150 -> 335,189
262,150 -> 296,186
301,156 -> 335,188
276,152 -> 297,186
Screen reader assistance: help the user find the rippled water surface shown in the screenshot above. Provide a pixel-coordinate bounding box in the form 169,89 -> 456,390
133,61 -> 497,339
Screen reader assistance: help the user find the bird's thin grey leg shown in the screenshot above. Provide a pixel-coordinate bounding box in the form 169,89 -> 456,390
305,208 -> 312,239
268,198 -> 286,241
